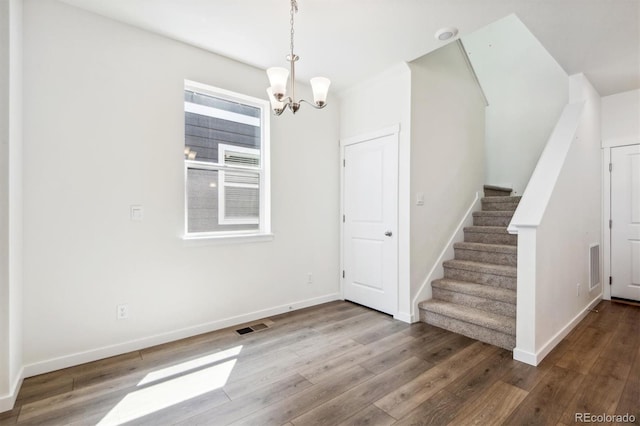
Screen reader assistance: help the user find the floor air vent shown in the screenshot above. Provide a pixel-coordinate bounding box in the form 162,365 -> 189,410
235,323 -> 269,335
589,244 -> 600,289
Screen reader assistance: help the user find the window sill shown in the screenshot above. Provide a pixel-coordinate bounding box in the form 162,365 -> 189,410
182,233 -> 275,246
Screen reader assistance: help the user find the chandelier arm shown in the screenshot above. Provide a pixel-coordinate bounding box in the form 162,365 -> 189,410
299,99 -> 327,110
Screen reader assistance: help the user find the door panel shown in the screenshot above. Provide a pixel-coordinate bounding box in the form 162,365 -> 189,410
352,239 -> 384,290
611,144 -> 640,301
343,131 -> 398,315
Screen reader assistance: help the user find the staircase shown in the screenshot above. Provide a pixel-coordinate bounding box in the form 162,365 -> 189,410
418,185 -> 520,350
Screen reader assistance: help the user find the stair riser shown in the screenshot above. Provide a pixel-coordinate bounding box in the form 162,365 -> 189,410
419,310 -> 515,350
484,189 -> 512,197
464,231 -> 517,246
454,247 -> 517,267
473,215 -> 513,227
444,267 -> 516,290
432,288 -> 516,317
481,201 -> 519,212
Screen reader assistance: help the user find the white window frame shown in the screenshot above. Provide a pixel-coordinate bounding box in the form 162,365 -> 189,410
183,80 -> 271,240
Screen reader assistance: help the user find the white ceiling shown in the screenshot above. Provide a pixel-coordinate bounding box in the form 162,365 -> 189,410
59,0 -> 640,96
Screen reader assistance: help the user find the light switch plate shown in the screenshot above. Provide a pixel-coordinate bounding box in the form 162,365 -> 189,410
130,205 -> 144,221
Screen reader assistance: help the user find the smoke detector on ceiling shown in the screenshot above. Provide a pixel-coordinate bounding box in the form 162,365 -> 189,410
435,27 -> 458,41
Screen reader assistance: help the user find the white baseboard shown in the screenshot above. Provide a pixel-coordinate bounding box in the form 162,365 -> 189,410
23,293 -> 341,378
512,348 -> 537,366
410,191 -> 481,320
513,294 -> 602,366
394,311 -> 413,323
0,367 -> 24,413
533,295 -> 602,363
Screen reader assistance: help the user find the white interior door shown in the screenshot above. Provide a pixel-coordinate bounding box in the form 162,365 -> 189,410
342,130 -> 398,315
611,144 -> 640,301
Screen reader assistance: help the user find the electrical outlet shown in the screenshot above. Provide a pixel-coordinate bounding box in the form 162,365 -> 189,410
117,304 -> 129,320
576,283 -> 581,297
307,273 -> 313,285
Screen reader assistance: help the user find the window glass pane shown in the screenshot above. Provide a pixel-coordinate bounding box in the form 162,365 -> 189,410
222,171 -> 260,222
187,168 -> 259,233
185,91 -> 260,118
225,187 -> 260,219
184,90 -> 261,164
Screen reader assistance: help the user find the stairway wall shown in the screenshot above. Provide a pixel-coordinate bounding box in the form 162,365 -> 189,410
462,15 -> 568,195
408,42 -> 485,315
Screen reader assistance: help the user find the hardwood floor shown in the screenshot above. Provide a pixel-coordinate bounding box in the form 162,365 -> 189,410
1,300 -> 638,425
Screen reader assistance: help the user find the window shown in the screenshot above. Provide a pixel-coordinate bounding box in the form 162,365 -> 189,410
184,81 -> 270,238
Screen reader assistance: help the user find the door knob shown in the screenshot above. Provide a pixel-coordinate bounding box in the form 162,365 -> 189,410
384,231 -> 393,237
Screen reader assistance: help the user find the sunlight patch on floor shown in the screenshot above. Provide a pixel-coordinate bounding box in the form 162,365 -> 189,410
97,346 -> 242,426
138,345 -> 243,386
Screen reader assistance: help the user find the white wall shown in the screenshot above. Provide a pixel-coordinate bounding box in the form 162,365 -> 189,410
339,62 -> 412,320
602,89 -> 640,147
22,0 -> 340,374
511,74 -> 602,365
0,0 -> 11,400
601,90 -> 640,301
8,0 -> 22,402
0,0 -> 23,411
408,42 -> 485,314
463,14 -> 568,194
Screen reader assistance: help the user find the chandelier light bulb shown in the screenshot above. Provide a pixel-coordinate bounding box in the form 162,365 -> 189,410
266,67 -> 289,99
266,87 -> 285,114
310,77 -> 331,107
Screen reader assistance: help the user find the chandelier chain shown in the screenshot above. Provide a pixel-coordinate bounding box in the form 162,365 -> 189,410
290,0 -> 297,57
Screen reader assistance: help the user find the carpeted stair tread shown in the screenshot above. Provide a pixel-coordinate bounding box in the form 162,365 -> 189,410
453,242 -> 516,254
464,226 -> 517,245
481,197 -> 521,212
483,184 -> 513,193
420,310 -> 516,350
419,183 -> 520,350
481,196 -> 521,203
454,242 -> 517,266
464,226 -> 511,234
418,300 -> 515,336
443,259 -> 517,278
483,185 -> 513,197
473,211 -> 516,218
432,279 -> 516,304
472,211 -> 515,227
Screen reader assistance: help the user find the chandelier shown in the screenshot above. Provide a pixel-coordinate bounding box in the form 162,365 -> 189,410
266,0 -> 330,115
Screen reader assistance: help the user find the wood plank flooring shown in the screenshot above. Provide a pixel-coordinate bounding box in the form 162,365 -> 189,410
1,300 -> 638,425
